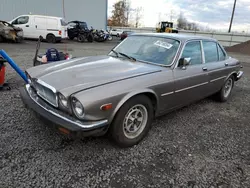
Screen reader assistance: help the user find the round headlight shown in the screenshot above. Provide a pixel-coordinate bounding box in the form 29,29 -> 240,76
58,93 -> 68,108
71,97 -> 84,118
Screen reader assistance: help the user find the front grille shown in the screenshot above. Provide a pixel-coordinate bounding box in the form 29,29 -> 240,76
33,80 -> 58,107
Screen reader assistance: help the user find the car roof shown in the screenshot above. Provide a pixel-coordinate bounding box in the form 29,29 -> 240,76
131,33 -> 217,42
69,20 -> 87,23
19,15 -> 63,19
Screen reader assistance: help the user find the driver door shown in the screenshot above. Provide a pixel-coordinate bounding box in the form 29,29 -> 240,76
67,22 -> 78,39
11,16 -> 33,38
172,40 -> 210,107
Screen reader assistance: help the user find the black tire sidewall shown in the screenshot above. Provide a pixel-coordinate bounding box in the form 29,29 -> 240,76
219,76 -> 234,102
46,34 -> 56,43
110,95 -> 154,147
87,34 -> 93,42
77,35 -> 84,42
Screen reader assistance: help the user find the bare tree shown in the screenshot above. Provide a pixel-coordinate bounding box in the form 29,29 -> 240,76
135,7 -> 143,28
177,12 -> 188,29
123,0 -> 131,26
110,0 -> 131,27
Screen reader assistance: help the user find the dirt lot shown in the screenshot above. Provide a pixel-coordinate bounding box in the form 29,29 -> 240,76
0,39 -> 249,188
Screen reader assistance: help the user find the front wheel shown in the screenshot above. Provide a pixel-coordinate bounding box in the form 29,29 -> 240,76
77,34 -> 85,42
214,75 -> 234,102
109,95 -> 154,147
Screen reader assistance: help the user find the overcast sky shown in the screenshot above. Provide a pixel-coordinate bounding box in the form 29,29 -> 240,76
108,0 -> 250,32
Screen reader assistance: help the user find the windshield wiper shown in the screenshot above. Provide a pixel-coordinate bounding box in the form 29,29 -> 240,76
111,49 -> 119,57
111,49 -> 136,61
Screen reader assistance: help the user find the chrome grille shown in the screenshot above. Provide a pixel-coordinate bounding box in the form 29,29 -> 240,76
33,80 -> 58,107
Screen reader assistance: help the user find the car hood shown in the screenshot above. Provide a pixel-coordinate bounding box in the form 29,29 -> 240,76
27,55 -> 162,95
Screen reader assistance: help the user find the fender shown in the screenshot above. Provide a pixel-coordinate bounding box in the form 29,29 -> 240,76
224,70 -> 238,83
109,88 -> 159,123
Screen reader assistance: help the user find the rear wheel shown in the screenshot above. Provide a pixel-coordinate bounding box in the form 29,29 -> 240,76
109,95 -> 154,148
87,34 -> 93,42
46,34 -> 56,43
214,75 -> 234,102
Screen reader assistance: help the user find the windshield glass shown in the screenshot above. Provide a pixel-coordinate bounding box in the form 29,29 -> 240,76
79,22 -> 88,29
108,35 -> 180,66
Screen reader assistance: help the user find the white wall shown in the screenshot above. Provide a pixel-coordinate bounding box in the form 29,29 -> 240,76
109,26 -> 250,47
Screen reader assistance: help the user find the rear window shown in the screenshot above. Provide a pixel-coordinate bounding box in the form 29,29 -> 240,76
60,19 -> 68,26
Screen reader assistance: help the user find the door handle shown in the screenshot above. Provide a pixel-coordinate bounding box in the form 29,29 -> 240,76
225,62 -> 228,66
25,25 -> 29,27
202,67 -> 208,71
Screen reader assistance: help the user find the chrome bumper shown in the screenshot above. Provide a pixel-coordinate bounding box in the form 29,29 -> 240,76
20,84 -> 109,132
236,71 -> 243,81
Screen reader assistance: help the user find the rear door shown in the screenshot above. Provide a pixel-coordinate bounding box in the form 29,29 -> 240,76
172,40 -> 210,107
202,40 -> 232,93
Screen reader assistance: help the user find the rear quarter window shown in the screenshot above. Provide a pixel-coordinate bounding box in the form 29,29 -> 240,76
217,44 -> 226,61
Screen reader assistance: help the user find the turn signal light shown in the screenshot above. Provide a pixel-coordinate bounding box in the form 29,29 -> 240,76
100,103 -> 112,111
59,30 -> 62,35
58,127 -> 70,135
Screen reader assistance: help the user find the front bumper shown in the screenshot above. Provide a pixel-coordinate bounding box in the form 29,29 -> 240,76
19,84 -> 109,133
235,70 -> 243,81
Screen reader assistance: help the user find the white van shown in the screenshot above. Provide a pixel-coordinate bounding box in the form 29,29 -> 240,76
10,14 -> 68,43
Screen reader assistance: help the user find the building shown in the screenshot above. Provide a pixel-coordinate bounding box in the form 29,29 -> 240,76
0,0 -> 108,29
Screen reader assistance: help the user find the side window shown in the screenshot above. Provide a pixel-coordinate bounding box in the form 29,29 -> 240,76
203,41 -> 218,63
12,16 -> 29,25
217,44 -> 226,61
180,41 -> 202,65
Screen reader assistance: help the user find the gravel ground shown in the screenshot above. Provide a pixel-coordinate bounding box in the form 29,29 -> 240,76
0,39 -> 249,188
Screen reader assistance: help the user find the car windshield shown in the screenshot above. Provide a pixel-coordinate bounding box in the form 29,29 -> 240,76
108,35 -> 180,66
79,22 -> 88,29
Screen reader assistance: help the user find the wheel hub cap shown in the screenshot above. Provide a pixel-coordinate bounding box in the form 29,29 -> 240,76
123,104 -> 148,139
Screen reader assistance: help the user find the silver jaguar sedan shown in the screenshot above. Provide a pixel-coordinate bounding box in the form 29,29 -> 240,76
20,33 -> 243,147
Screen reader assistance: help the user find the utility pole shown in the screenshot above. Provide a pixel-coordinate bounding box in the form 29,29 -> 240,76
228,0 -> 237,33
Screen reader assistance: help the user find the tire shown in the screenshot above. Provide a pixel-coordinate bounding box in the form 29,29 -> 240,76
214,75 -> 234,102
77,34 -> 85,42
87,34 -> 93,42
46,34 -> 56,43
109,95 -> 154,148
0,35 -> 3,42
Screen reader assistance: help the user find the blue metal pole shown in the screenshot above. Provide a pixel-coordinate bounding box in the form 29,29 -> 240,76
0,49 -> 28,83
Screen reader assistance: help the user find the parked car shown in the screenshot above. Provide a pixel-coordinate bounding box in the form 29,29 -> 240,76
120,30 -> 134,40
0,20 -> 23,43
9,14 -> 68,43
20,33 -> 243,147
110,28 -> 123,37
67,21 -> 93,42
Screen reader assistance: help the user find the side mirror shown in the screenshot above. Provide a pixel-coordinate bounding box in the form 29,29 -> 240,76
179,57 -> 191,68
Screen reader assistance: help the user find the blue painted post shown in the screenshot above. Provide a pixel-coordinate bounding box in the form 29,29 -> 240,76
0,49 -> 28,83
